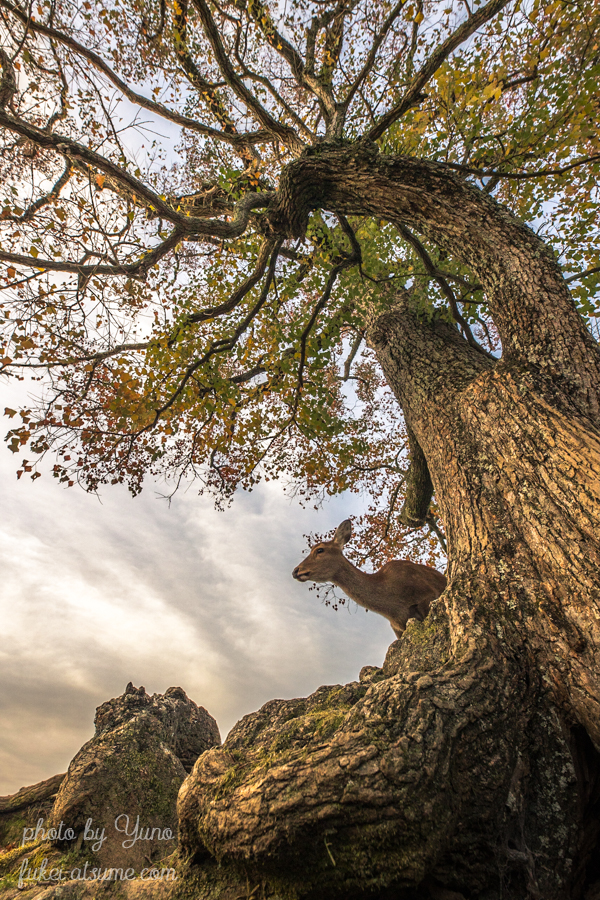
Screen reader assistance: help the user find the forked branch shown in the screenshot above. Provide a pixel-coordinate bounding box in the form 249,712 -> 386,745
368,0 -> 511,140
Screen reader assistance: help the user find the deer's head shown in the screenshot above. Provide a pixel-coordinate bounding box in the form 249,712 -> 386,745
292,519 -> 352,583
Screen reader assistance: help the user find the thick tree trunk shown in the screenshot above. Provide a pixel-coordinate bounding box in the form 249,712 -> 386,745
367,293 -> 600,749
273,138 -> 600,745
176,143 -> 600,900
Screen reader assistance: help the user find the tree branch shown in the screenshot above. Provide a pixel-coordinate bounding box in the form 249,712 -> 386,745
232,0 -> 337,123
447,153 -> 600,181
343,0 -> 407,112
0,107 -> 275,237
398,424 -> 434,528
368,0 -> 511,141
343,331 -> 363,381
565,265 -> 600,284
0,0 -> 272,150
396,224 -> 493,358
183,237 -> 275,325
189,0 -> 305,154
1,159 -> 71,222
0,228 -> 184,278
140,240 -> 283,431
172,0 -> 256,165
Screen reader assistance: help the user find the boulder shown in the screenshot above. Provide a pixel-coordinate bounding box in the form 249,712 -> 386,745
50,684 -> 219,871
0,774 -> 65,851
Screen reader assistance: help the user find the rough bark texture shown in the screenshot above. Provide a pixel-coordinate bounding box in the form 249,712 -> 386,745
177,143 -> 600,898
399,423 -> 435,528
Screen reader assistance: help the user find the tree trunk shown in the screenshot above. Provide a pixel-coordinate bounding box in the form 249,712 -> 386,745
176,142 -> 600,900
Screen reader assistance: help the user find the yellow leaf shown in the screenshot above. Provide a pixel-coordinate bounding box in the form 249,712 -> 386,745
95,173 -> 105,189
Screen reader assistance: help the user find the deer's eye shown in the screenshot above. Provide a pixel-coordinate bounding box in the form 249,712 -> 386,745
315,548 -> 325,555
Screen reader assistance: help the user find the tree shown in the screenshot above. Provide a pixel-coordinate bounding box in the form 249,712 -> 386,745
1,0 -> 600,896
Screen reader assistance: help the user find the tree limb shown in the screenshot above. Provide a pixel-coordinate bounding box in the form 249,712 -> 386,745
343,0 -> 407,112
0,0 -> 272,150
1,159 -> 71,222
0,107 -> 275,237
183,238 -> 275,325
189,0 -> 305,154
396,224 -> 493,358
447,152 -> 600,181
0,228 -> 185,277
368,0 -> 511,141
398,421 -> 434,528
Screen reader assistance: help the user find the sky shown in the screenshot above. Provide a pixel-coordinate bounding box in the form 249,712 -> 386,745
0,378 -> 401,796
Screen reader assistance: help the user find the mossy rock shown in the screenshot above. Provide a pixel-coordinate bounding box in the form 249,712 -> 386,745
49,685 -> 220,872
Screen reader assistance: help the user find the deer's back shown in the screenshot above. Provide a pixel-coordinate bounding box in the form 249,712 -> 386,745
375,559 -> 447,611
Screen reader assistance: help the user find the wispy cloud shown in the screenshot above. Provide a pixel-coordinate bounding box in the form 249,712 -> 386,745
0,424 -> 393,795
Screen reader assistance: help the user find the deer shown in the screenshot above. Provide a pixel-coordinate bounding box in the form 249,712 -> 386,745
292,519 -> 446,639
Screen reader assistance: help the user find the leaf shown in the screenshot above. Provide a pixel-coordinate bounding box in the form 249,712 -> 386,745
95,173 -> 106,189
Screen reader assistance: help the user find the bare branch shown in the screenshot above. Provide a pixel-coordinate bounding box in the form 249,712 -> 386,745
2,160 -> 71,223
565,265 -> 600,284
0,227 -> 184,277
232,27 -> 316,142
343,331 -> 363,381
396,224 -> 493,358
184,238 -> 275,325
0,107 -> 275,237
140,240 -> 284,431
0,0 -> 272,150
1,341 -> 152,369
232,0 -> 337,122
172,0 -> 256,166
343,0 -> 407,112
368,0 -> 511,141
447,153 -> 600,181
190,0 -> 305,154
0,47 -> 18,109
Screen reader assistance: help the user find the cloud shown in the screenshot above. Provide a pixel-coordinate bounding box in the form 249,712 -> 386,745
0,431 -> 394,796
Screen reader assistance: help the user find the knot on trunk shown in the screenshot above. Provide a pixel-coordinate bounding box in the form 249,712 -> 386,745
400,423 -> 435,528
268,138 -> 380,239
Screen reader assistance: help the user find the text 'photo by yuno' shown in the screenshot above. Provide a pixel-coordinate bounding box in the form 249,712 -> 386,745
1,0 -> 600,898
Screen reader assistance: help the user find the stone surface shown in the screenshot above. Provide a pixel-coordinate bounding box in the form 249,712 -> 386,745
50,684 -> 220,871
0,775 -> 65,851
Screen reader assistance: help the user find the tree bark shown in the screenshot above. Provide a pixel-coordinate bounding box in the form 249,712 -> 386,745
398,422 -> 435,529
176,142 -> 600,900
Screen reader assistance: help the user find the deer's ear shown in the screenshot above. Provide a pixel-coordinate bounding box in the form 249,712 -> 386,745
333,519 -> 352,547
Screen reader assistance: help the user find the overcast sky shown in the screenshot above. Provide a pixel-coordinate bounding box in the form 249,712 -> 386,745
0,378 -> 403,796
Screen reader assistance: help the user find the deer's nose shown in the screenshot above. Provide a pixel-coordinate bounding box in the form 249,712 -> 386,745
292,566 -> 300,579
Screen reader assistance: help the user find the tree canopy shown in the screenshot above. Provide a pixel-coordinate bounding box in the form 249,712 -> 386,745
1,0 -> 599,565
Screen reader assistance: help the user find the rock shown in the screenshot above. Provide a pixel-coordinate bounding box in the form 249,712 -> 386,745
0,774 -> 65,851
49,684 -> 219,871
